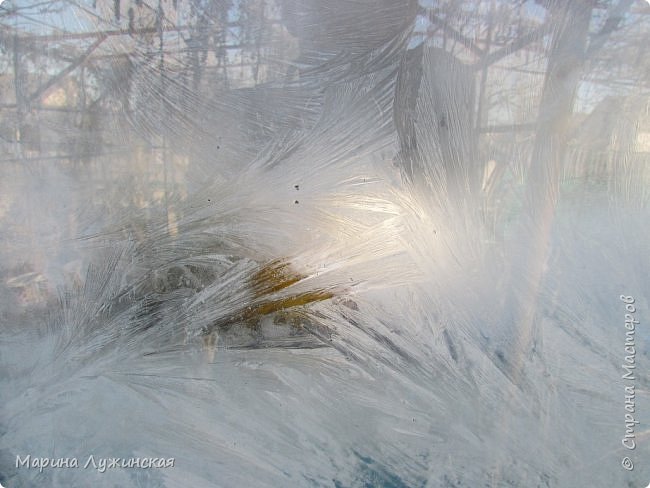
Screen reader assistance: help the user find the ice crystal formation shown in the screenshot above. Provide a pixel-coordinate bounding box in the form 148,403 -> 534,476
0,0 -> 649,487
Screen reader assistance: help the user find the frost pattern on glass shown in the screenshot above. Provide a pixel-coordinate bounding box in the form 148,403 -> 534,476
1,1 -> 649,487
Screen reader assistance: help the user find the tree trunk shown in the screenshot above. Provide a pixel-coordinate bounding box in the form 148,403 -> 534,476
505,0 -> 595,378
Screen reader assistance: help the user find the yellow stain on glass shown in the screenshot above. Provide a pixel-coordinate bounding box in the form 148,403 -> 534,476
204,259 -> 335,338
244,259 -> 333,321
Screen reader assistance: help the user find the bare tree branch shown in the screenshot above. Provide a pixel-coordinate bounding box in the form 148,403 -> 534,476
28,35 -> 106,105
585,0 -> 633,59
429,13 -> 485,57
473,21 -> 554,70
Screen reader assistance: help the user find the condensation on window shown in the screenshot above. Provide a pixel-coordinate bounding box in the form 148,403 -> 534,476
0,1 -> 649,487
